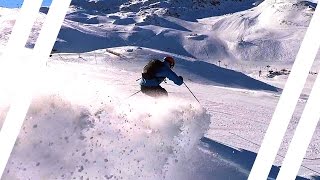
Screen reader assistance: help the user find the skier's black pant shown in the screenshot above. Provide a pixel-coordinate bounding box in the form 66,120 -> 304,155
140,85 -> 168,97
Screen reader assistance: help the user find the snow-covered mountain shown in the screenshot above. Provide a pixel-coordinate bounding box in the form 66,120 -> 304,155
0,0 -> 319,180
60,0 -> 316,63
1,0 -> 317,64
85,0 -> 261,19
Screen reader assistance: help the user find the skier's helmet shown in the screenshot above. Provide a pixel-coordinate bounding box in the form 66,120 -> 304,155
164,56 -> 175,69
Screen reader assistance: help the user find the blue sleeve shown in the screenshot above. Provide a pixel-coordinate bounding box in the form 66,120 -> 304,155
156,66 -> 183,86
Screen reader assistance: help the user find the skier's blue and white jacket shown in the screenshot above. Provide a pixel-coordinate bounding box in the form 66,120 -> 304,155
140,61 -> 183,87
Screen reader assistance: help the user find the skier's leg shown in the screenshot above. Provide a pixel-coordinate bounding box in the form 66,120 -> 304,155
156,86 -> 168,97
141,86 -> 167,97
141,86 -> 158,97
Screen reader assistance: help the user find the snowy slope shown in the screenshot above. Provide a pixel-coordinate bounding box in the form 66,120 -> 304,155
0,7 -> 19,47
0,48 -> 317,180
0,0 -> 320,180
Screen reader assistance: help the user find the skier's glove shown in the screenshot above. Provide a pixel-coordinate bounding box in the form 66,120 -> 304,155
179,76 -> 183,83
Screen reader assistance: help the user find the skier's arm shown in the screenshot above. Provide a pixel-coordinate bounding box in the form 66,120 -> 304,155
156,67 -> 183,85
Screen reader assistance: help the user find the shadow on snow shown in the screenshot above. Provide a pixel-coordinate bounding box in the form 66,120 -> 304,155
178,60 -> 279,92
200,137 -> 316,180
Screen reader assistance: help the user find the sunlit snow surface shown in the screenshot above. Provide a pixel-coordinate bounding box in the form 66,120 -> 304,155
0,0 -> 320,179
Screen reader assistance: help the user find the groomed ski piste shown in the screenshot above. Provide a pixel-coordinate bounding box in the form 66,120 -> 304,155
0,0 -> 320,179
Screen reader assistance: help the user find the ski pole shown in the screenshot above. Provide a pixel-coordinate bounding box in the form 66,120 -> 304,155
183,82 -> 200,104
127,90 -> 141,99
136,78 -> 141,81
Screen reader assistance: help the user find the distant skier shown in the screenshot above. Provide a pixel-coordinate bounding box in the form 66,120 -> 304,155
140,56 -> 183,97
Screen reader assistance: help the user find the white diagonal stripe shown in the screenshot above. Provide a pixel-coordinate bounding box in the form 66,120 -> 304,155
0,0 -> 43,101
33,0 -> 71,59
0,0 -> 71,179
0,0 -> 43,178
277,52 -> 320,180
276,8 -> 320,178
248,4 -> 320,180
2,0 -> 43,54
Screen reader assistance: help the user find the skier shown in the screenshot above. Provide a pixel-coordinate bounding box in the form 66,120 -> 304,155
140,56 -> 183,97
